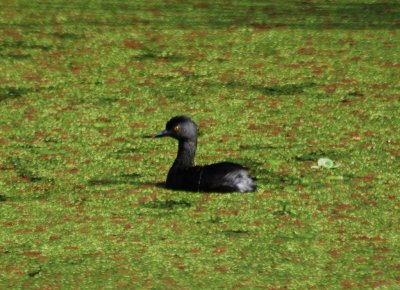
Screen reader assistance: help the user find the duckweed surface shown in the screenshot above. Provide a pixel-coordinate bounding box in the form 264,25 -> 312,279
0,1 -> 399,289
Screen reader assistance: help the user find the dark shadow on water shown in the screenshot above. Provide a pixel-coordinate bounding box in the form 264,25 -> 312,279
113,148 -> 140,156
88,173 -> 141,186
0,87 -> 32,101
53,32 -> 83,40
0,40 -> 53,50
0,53 -> 32,60
252,82 -> 317,96
7,157 -> 52,183
223,229 -> 251,237
95,96 -> 121,105
2,2 -> 398,30
141,199 -> 192,210
154,182 -> 167,189
27,268 -> 42,278
218,81 -> 317,96
0,195 -> 7,202
148,181 -> 248,194
135,181 -> 167,189
239,144 -> 284,151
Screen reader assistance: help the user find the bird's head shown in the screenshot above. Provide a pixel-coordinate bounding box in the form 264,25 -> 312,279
154,115 -> 198,141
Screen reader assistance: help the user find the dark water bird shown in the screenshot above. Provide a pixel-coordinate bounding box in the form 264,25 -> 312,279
154,116 -> 257,193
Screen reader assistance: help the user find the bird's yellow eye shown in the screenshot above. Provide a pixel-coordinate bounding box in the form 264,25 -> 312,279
173,125 -> 180,132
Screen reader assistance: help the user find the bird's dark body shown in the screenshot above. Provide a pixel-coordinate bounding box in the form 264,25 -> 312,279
166,162 -> 249,192
155,116 -> 257,193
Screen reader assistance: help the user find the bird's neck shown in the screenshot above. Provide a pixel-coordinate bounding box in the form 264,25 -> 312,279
173,139 -> 197,168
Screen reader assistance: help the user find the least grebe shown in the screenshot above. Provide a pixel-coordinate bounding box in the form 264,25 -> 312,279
154,116 -> 256,193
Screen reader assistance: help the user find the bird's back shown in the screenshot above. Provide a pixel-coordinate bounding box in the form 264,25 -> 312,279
166,162 -> 256,193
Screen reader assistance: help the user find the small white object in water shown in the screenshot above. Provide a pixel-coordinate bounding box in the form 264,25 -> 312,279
311,157 -> 339,169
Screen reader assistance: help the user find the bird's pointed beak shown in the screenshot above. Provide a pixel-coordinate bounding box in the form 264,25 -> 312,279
154,129 -> 170,138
